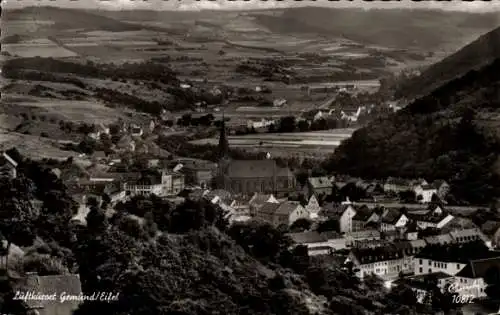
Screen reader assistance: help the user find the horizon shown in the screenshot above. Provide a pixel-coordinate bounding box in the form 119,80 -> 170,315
3,0 -> 500,12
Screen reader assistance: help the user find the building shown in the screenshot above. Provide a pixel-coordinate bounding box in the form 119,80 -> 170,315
0,151 -> 18,179
411,206 -> 454,229
380,208 -> 408,232
124,171 -> 184,197
449,228 -> 489,244
452,257 -> 500,299
347,245 -> 408,280
180,160 -> 216,189
351,206 -> 378,232
19,273 -> 83,315
248,193 -> 279,216
306,176 -> 333,198
304,195 -> 321,220
383,177 -> 413,193
481,221 -> 500,249
414,184 -> 438,203
344,230 -> 381,247
247,118 -> 276,130
287,231 -> 346,256
394,272 -> 454,303
413,241 -> 499,276
216,119 -> 296,197
322,203 -> 357,233
256,201 -> 309,227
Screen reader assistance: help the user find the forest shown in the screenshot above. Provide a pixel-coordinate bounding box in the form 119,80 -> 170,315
325,58 -> 500,205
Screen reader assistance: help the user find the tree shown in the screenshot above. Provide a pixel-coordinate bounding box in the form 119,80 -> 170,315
278,116 -> 296,133
290,218 -> 312,232
0,176 -> 38,271
316,218 -> 340,233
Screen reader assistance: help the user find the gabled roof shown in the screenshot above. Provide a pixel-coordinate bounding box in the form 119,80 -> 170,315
449,228 -> 487,241
352,206 -> 373,222
259,202 -> 281,215
275,201 -> 303,216
351,244 -> 404,264
381,208 -> 405,225
287,231 -> 328,244
307,176 -> 333,189
455,256 -> 500,278
424,234 -> 453,245
480,220 -> 500,237
249,193 -> 277,207
415,241 -> 497,263
0,152 -> 18,167
227,160 -> 292,178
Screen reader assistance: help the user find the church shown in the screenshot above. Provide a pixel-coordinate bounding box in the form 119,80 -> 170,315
216,119 -> 296,197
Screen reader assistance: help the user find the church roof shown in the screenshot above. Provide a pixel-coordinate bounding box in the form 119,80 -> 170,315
227,160 -> 287,178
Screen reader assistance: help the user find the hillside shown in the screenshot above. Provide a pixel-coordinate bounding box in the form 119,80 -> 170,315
252,7 -> 500,51
396,26 -> 500,99
1,6 -> 143,34
325,58 -> 500,205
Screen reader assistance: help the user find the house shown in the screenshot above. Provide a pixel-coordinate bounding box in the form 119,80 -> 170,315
124,171 -> 185,197
424,234 -> 454,246
344,229 -> 381,247
380,208 -> 408,232
248,193 -> 279,216
414,184 -> 438,203
306,176 -> 333,198
413,242 -> 499,276
411,206 -> 454,229
449,228 -> 489,245
340,107 -> 363,122
481,221 -> 500,249
347,245 -> 407,280
247,118 -> 276,130
383,177 -> 412,193
304,195 -> 321,220
394,272 -> 454,303
403,221 -> 419,240
287,231 -> 346,255
230,195 -> 252,216
256,201 -> 309,227
0,151 -> 18,179
452,256 -> 500,299
321,203 -> 357,233
351,206 -> 376,232
181,160 -> 216,189
273,98 -> 287,107
19,273 -> 83,315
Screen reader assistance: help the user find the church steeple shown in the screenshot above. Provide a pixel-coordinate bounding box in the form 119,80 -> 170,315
218,112 -> 229,159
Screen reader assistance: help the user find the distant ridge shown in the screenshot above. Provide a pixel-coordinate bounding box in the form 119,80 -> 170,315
396,26 -> 500,99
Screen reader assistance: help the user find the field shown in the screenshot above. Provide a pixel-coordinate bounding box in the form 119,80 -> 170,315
190,129 -> 356,158
1,6 -> 499,161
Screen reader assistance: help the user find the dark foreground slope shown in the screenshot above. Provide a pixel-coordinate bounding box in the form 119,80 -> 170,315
326,59 -> 500,205
396,26 -> 500,99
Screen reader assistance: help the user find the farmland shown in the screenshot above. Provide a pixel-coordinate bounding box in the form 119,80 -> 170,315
190,128 -> 356,159
1,6 -> 500,161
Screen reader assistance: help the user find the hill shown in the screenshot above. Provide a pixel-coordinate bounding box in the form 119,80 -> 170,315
251,7 -> 500,51
396,26 -> 500,99
325,58 -> 500,205
1,6 -> 143,34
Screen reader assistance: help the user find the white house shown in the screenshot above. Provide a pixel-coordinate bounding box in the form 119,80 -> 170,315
380,209 -> 408,232
273,98 -> 287,107
287,231 -> 346,256
347,245 -> 408,281
325,204 -> 357,233
414,184 -> 438,203
247,118 -> 276,130
304,195 -> 321,220
412,206 -> 454,229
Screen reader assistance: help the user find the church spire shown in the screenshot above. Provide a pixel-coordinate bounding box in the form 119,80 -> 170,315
218,110 -> 229,159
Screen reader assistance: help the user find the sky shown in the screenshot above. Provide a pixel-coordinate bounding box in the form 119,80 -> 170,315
3,0 -> 500,12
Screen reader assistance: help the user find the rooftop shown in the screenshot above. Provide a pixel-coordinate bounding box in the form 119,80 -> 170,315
226,160 -> 293,179
455,256 -> 500,278
308,176 -> 333,189
416,241 -> 496,263
287,231 -> 328,244
351,244 -> 404,264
